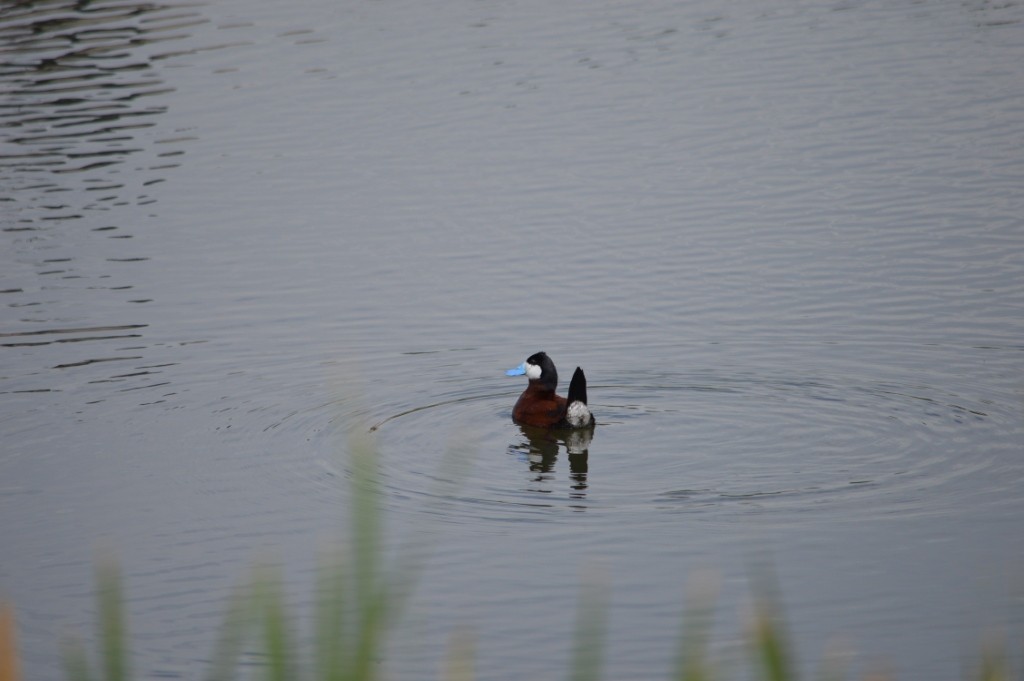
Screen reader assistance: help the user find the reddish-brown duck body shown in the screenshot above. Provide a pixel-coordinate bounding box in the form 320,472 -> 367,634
506,351 -> 595,429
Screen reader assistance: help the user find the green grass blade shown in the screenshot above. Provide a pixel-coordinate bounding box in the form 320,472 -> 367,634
204,579 -> 259,681
95,553 -> 129,681
976,638 -> 1006,681
315,549 -> 349,681
59,635 -> 94,681
751,604 -> 790,681
673,570 -> 719,681
255,566 -> 291,681
349,585 -> 391,681
568,566 -> 609,681
746,563 -> 794,681
346,429 -> 387,681
444,629 -> 475,681
348,430 -> 381,610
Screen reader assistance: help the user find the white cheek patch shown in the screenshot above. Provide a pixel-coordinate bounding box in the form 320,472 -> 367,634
525,362 -> 543,380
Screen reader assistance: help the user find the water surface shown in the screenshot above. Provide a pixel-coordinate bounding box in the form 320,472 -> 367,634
2,0 -> 1023,679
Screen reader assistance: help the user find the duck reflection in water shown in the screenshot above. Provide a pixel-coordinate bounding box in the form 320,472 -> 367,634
509,423 -> 593,498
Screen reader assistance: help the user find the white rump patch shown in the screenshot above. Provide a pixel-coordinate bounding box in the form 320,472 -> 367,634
565,401 -> 592,428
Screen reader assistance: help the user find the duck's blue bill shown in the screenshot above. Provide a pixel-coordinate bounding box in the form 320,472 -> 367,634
505,362 -> 526,376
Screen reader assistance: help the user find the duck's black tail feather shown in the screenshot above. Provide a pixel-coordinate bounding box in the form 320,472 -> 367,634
567,366 -> 588,405
565,367 -> 594,429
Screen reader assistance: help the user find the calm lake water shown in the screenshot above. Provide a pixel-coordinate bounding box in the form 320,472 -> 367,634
2,0 -> 1023,679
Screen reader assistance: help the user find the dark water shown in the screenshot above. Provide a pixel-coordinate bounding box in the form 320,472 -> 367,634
2,0 -> 1023,679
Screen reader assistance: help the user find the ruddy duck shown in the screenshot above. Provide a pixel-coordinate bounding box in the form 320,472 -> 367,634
505,351 -> 595,429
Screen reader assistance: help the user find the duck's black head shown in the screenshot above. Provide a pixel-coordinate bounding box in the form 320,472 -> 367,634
505,350 -> 558,391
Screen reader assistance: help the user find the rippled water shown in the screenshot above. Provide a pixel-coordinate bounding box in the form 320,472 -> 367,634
2,0 -> 1023,679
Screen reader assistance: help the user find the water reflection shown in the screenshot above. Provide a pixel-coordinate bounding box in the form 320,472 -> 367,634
508,423 -> 593,503
0,1 -> 205,401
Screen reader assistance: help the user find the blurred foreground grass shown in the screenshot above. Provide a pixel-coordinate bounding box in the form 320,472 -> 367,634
0,434 -> 1016,681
